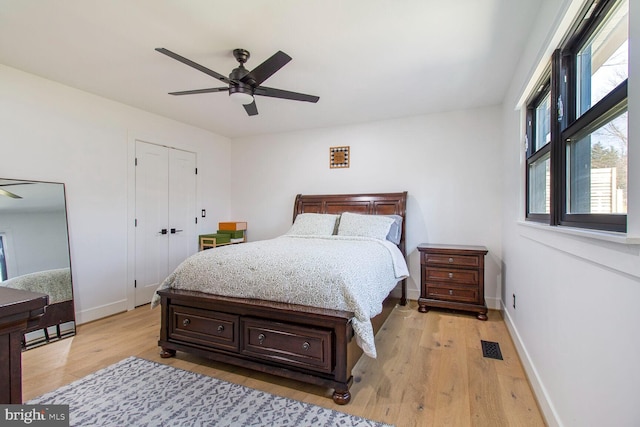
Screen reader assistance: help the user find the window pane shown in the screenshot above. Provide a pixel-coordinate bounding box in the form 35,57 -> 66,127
0,236 -> 6,281
576,0 -> 628,117
534,93 -> 551,151
529,153 -> 551,214
566,111 -> 627,214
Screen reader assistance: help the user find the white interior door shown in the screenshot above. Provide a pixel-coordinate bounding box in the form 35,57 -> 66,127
168,148 -> 197,273
134,141 -> 197,307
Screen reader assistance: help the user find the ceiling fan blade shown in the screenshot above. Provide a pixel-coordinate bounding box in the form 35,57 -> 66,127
243,100 -> 258,116
241,51 -> 291,86
156,48 -> 232,84
0,188 -> 22,199
255,86 -> 319,103
168,87 -> 228,96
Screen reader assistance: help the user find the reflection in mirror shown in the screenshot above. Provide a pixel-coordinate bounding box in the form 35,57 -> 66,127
0,178 -> 76,348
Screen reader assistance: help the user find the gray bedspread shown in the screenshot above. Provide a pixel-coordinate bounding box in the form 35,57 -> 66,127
152,235 -> 409,358
2,267 -> 72,304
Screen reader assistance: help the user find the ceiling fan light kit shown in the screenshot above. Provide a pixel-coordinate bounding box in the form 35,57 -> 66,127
156,47 -> 319,116
229,87 -> 254,105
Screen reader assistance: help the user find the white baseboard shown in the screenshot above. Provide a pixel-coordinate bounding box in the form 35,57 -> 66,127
500,301 -> 562,427
486,296 -> 501,310
75,299 -> 128,325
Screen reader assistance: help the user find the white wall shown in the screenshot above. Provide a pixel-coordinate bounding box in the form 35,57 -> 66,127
0,210 -> 69,277
0,64 -> 232,324
231,107 -> 504,306
501,0 -> 640,426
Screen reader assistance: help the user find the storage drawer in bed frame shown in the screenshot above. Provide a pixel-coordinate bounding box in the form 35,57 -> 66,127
241,317 -> 333,373
168,305 -> 240,352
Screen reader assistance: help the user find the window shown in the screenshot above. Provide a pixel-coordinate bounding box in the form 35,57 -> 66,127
526,78 -> 552,221
525,0 -> 628,232
0,235 -> 7,281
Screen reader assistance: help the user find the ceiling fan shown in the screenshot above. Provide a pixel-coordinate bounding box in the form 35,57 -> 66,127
0,182 -> 30,199
156,48 -> 319,116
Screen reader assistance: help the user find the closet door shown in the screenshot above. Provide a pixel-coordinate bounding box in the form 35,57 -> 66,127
167,148 -> 197,273
134,141 -> 196,307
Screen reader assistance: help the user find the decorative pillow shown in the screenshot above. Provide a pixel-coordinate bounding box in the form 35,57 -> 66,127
385,214 -> 403,245
337,212 -> 395,240
286,213 -> 339,236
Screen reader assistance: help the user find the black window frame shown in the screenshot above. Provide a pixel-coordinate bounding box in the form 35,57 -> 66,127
525,0 -> 628,233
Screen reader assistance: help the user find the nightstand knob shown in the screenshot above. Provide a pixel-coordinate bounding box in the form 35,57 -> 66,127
449,289 -> 453,295
258,333 -> 266,344
302,342 -> 310,351
448,257 -> 454,263
182,318 -> 190,327
217,325 -> 224,333
448,272 -> 454,279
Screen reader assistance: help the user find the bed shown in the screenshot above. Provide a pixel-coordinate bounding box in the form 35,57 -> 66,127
154,192 -> 408,404
1,268 -> 75,344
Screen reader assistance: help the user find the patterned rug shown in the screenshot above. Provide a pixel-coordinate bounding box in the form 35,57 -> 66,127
28,357 -> 392,427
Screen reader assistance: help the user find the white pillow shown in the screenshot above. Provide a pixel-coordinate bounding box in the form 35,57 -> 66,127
286,213 -> 339,236
337,212 -> 395,240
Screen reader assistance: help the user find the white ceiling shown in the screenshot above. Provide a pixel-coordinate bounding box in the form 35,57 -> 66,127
0,0 -> 542,139
0,180 -> 66,213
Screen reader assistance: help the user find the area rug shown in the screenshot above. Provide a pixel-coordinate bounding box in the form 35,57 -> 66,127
28,356 -> 392,427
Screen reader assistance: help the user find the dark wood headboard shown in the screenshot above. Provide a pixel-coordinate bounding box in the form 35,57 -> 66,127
293,192 -> 408,304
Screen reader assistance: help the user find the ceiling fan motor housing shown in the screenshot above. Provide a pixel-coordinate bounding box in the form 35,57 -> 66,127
229,65 -> 254,98
229,82 -> 254,98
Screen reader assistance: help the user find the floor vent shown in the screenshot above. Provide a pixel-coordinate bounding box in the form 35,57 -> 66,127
481,340 -> 503,360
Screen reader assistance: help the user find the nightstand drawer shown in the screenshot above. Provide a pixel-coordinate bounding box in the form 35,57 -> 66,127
426,285 -> 477,303
424,253 -> 480,268
424,267 -> 478,285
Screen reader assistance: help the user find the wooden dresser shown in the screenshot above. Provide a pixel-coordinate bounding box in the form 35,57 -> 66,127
0,287 -> 48,403
417,244 -> 488,320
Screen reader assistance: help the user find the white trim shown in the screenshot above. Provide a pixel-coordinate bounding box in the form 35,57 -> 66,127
500,303 -> 562,427
518,220 -> 640,245
517,221 -> 640,280
515,0 -> 590,108
126,134 -> 136,311
0,229 -> 18,279
75,299 -> 127,325
485,296 -> 501,310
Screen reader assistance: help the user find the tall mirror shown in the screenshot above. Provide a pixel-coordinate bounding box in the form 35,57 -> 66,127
0,178 -> 75,348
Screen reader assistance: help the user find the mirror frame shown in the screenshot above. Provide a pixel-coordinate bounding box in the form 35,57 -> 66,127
0,178 -> 76,348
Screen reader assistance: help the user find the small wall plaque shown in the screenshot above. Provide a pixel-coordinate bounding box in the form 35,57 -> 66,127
330,146 -> 350,168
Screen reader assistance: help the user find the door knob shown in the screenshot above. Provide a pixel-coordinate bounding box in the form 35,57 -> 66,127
170,228 -> 184,234
159,228 -> 168,235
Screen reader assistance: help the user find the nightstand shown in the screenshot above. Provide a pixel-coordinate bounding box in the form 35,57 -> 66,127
417,244 -> 489,320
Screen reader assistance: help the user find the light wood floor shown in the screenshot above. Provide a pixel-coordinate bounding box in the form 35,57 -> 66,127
22,301 -> 546,426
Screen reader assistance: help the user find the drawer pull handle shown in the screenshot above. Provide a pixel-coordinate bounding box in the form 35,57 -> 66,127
449,289 -> 453,295
302,342 -> 310,351
182,318 -> 190,327
448,257 -> 454,263
448,272 -> 454,279
217,325 -> 224,333
258,333 -> 266,344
